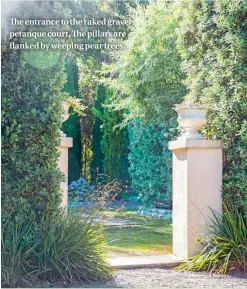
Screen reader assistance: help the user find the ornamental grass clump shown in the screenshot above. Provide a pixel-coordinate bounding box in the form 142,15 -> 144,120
1,213 -> 113,288
1,218 -> 38,288
178,205 -> 247,274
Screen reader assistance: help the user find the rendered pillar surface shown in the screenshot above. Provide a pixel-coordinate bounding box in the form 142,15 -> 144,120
168,139 -> 223,259
58,136 -> 73,213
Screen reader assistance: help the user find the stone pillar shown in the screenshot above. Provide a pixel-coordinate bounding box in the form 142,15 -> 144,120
57,135 -> 73,213
168,139 -> 223,259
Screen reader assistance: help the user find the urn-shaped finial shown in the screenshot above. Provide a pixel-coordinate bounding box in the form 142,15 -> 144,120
175,103 -> 208,140
60,101 -> 71,137
62,101 -> 70,123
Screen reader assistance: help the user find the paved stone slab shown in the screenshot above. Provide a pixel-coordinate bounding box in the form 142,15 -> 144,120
108,254 -> 183,269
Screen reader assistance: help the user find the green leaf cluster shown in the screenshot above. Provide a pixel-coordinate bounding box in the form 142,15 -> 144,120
91,86 -> 129,185
104,0 -> 186,123
1,1 -> 68,222
128,118 -> 177,207
177,0 -> 247,214
91,84 -> 106,180
103,1 -> 186,204
102,89 -> 130,185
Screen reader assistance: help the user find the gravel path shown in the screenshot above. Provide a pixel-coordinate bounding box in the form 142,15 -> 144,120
76,268 -> 247,288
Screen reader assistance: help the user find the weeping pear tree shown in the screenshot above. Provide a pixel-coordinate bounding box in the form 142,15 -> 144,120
104,0 -> 186,206
176,0 -> 247,216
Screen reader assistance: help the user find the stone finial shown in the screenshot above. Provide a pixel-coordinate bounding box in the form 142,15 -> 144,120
60,101 -> 71,137
175,104 -> 207,140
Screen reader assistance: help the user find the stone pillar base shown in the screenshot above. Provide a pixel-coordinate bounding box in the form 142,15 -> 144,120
169,139 -> 223,259
57,136 -> 73,213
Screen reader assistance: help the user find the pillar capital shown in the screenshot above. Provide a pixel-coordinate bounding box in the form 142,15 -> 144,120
169,139 -> 223,151
59,135 -> 73,148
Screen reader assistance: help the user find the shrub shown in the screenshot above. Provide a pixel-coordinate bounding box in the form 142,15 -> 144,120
176,0 -> 247,215
1,1 -> 69,223
68,177 -> 95,202
178,205 -> 247,274
1,213 -> 113,288
128,118 -> 177,207
69,176 -> 121,209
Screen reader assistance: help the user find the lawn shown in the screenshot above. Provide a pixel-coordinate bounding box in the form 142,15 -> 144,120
100,210 -> 172,257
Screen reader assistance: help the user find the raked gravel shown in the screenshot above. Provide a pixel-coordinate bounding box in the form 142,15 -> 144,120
75,268 -> 247,288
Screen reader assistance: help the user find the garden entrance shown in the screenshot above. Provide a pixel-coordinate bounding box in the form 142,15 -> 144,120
97,136 -> 223,261
67,183 -> 173,258
98,205 -> 173,258
2,0 -> 247,287
67,134 -> 223,261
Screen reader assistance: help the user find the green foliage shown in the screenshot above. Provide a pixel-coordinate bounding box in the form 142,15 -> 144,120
102,89 -> 130,185
1,2 -> 114,287
1,0 -> 75,223
128,118 -> 177,207
177,0 -> 247,214
91,85 -> 106,180
104,0 -> 186,123
1,218 -> 38,288
62,57 -> 82,183
1,46 -> 66,222
103,1 -> 186,204
77,57 -> 100,181
61,0 -> 130,183
1,213 -> 113,288
178,204 -> 247,274
91,88 -> 129,185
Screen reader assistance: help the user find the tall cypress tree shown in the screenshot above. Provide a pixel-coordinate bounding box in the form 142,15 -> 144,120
90,84 -> 106,181
102,89 -> 129,185
91,87 -> 129,185
62,57 -> 82,183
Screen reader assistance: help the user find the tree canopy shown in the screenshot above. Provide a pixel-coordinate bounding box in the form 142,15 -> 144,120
104,0 -> 186,123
